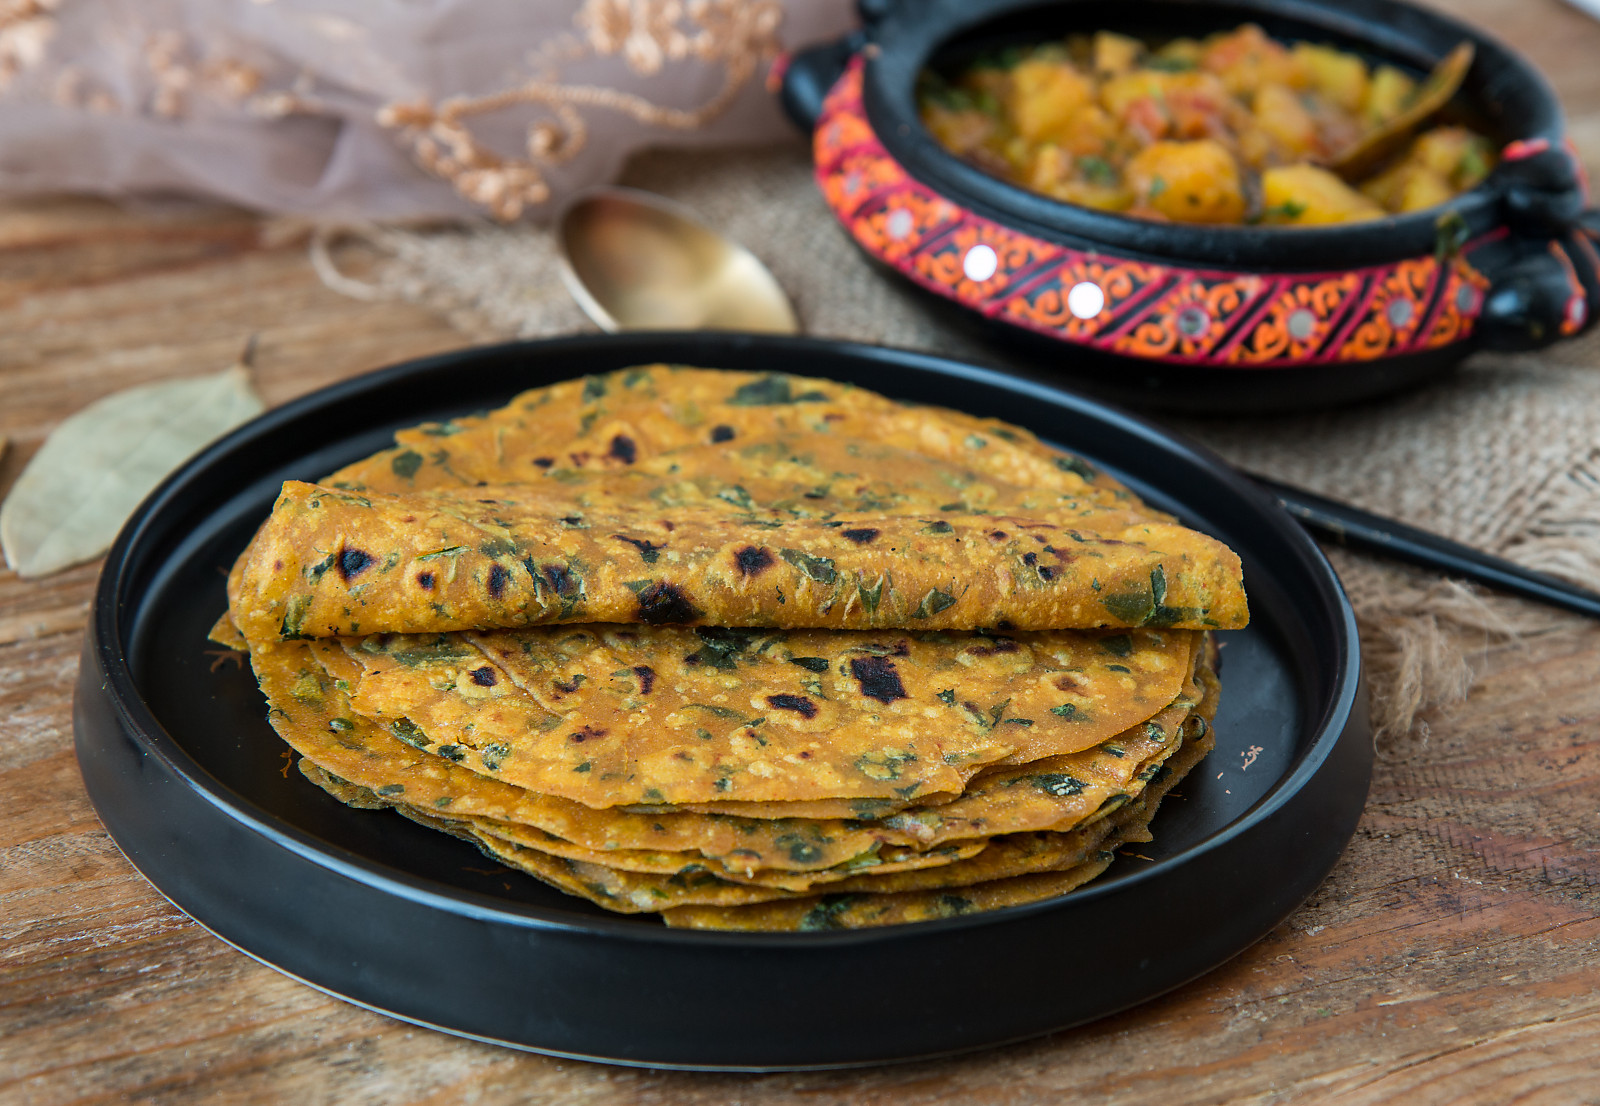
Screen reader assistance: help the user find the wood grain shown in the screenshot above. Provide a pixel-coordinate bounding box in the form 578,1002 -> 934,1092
4,1 -> 1600,1101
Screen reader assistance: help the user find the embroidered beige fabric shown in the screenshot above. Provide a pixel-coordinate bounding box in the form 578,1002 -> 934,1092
0,1 -> 853,220
321,142 -> 1600,739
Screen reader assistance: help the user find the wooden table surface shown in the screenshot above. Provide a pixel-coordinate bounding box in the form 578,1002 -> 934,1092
5,1 -> 1600,1101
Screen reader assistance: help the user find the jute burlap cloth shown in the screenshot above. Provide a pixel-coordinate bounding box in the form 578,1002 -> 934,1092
320,142 -> 1600,740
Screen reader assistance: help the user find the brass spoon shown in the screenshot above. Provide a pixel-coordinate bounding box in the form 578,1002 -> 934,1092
556,187 -> 799,334
1327,41 -> 1475,182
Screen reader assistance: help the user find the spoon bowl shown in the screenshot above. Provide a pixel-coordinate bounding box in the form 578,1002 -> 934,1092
557,188 -> 799,334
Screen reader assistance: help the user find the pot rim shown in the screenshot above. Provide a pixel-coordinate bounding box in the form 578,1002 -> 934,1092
862,0 -> 1567,269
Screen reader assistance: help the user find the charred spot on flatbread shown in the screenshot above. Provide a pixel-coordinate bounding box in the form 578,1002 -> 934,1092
634,581 -> 701,624
608,434 -> 638,464
338,549 -> 374,580
530,560 -> 580,599
734,546 -> 775,576
850,655 -> 908,703
486,564 -> 509,599
766,694 -> 818,719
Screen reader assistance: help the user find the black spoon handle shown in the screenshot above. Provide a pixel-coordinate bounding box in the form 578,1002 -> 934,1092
1245,472 -> 1600,621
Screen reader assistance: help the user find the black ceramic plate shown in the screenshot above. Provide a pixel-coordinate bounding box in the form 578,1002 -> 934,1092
75,333 -> 1370,1071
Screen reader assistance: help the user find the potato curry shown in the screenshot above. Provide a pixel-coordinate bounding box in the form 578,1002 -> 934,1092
919,25 -> 1494,225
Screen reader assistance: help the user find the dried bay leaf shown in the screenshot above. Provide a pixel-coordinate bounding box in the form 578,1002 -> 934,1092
0,365 -> 263,578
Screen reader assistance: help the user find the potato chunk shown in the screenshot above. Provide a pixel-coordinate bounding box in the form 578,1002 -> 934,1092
1099,70 -> 1167,119
1396,168 -> 1455,212
1363,65 -> 1416,126
1093,31 -> 1143,76
922,105 -> 996,157
1008,59 -> 1095,142
1292,43 -> 1369,112
1261,163 -> 1386,223
1410,126 -> 1496,188
1125,139 -> 1246,223
1201,24 -> 1306,96
1360,126 -> 1496,213
1053,179 -> 1136,211
1254,82 -> 1319,157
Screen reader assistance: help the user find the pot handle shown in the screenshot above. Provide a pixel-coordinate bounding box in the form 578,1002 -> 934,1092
778,32 -> 864,132
779,0 -> 902,131
1473,142 -> 1599,351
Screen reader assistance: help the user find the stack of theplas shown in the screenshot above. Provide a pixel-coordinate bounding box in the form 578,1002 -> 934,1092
214,366 -> 1248,930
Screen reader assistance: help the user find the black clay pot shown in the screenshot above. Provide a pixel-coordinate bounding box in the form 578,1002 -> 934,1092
781,0 -> 1600,413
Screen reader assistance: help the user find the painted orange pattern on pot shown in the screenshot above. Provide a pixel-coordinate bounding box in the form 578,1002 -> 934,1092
1573,227 -> 1600,278
813,55 -> 1492,369
813,61 -> 866,156
1425,258 -> 1492,348
1337,258 -> 1437,360
852,190 -> 961,263
814,103 -> 875,163
1549,241 -> 1590,337
1114,276 -> 1265,360
1003,258 -> 1164,339
912,222 -> 1060,303
819,148 -> 905,219
1225,274 -> 1363,364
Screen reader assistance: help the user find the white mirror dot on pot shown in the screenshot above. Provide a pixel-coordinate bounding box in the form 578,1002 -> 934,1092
1067,281 -> 1106,319
962,244 -> 999,282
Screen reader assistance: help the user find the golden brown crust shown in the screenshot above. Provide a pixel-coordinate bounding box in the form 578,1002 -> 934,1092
336,626 -> 1194,807
232,480 -> 1245,639
264,634 -> 1205,877
228,365 -> 1249,639
658,694 -> 1217,930
326,366 -> 1137,505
